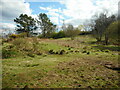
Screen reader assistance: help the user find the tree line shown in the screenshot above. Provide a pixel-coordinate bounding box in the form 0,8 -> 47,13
14,12 -> 119,45
14,13 -> 82,39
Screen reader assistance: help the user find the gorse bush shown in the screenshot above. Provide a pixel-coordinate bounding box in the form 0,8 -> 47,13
12,38 -> 33,51
12,38 -> 41,55
9,34 -> 19,39
2,37 -> 42,58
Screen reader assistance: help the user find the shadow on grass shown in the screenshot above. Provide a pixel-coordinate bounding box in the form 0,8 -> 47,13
92,45 -> 120,51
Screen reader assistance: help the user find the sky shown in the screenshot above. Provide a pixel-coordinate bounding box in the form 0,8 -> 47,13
0,0 -> 119,34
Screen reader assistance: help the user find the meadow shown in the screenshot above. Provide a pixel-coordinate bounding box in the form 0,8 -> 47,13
1,35 -> 120,88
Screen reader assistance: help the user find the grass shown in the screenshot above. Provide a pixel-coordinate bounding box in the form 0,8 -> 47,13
2,35 -> 120,88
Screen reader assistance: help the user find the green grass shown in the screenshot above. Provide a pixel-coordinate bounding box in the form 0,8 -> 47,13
2,35 -> 119,88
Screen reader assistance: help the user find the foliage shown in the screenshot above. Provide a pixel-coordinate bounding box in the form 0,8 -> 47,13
79,31 -> 92,35
51,31 -> 66,39
18,32 -> 28,38
105,21 -> 119,45
64,24 -> 80,40
38,31 -> 66,39
37,13 -> 56,38
13,38 -> 33,51
92,13 -> 117,43
9,34 -> 19,39
14,14 -> 37,37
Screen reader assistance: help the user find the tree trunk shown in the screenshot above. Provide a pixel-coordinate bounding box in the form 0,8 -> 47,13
96,37 -> 101,42
105,34 -> 109,45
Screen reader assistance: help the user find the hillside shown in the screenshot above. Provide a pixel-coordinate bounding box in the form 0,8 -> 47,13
2,35 -> 120,88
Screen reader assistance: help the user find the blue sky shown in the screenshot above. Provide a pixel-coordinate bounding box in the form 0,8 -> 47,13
0,0 -> 118,34
29,2 -> 65,14
29,2 -> 67,26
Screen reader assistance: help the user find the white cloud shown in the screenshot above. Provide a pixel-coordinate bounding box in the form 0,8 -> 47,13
1,0 -> 32,21
59,0 -> 118,26
39,0 -> 118,27
0,22 -> 16,35
39,6 -> 64,25
40,7 -> 59,12
0,23 -> 15,29
0,0 -> 32,34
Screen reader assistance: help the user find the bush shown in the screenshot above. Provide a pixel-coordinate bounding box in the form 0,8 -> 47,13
38,34 -> 43,38
79,31 -> 92,35
12,38 -> 33,51
38,31 -> 66,39
106,21 -> 119,45
9,34 -> 19,39
18,32 -> 27,38
57,31 -> 66,38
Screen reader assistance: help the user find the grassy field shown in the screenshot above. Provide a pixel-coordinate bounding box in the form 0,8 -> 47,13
2,35 -> 120,88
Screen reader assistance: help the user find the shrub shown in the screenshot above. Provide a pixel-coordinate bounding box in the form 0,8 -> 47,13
18,32 -> 27,38
9,34 -> 19,39
12,38 -> 33,51
38,34 -> 43,38
56,31 -> 66,38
